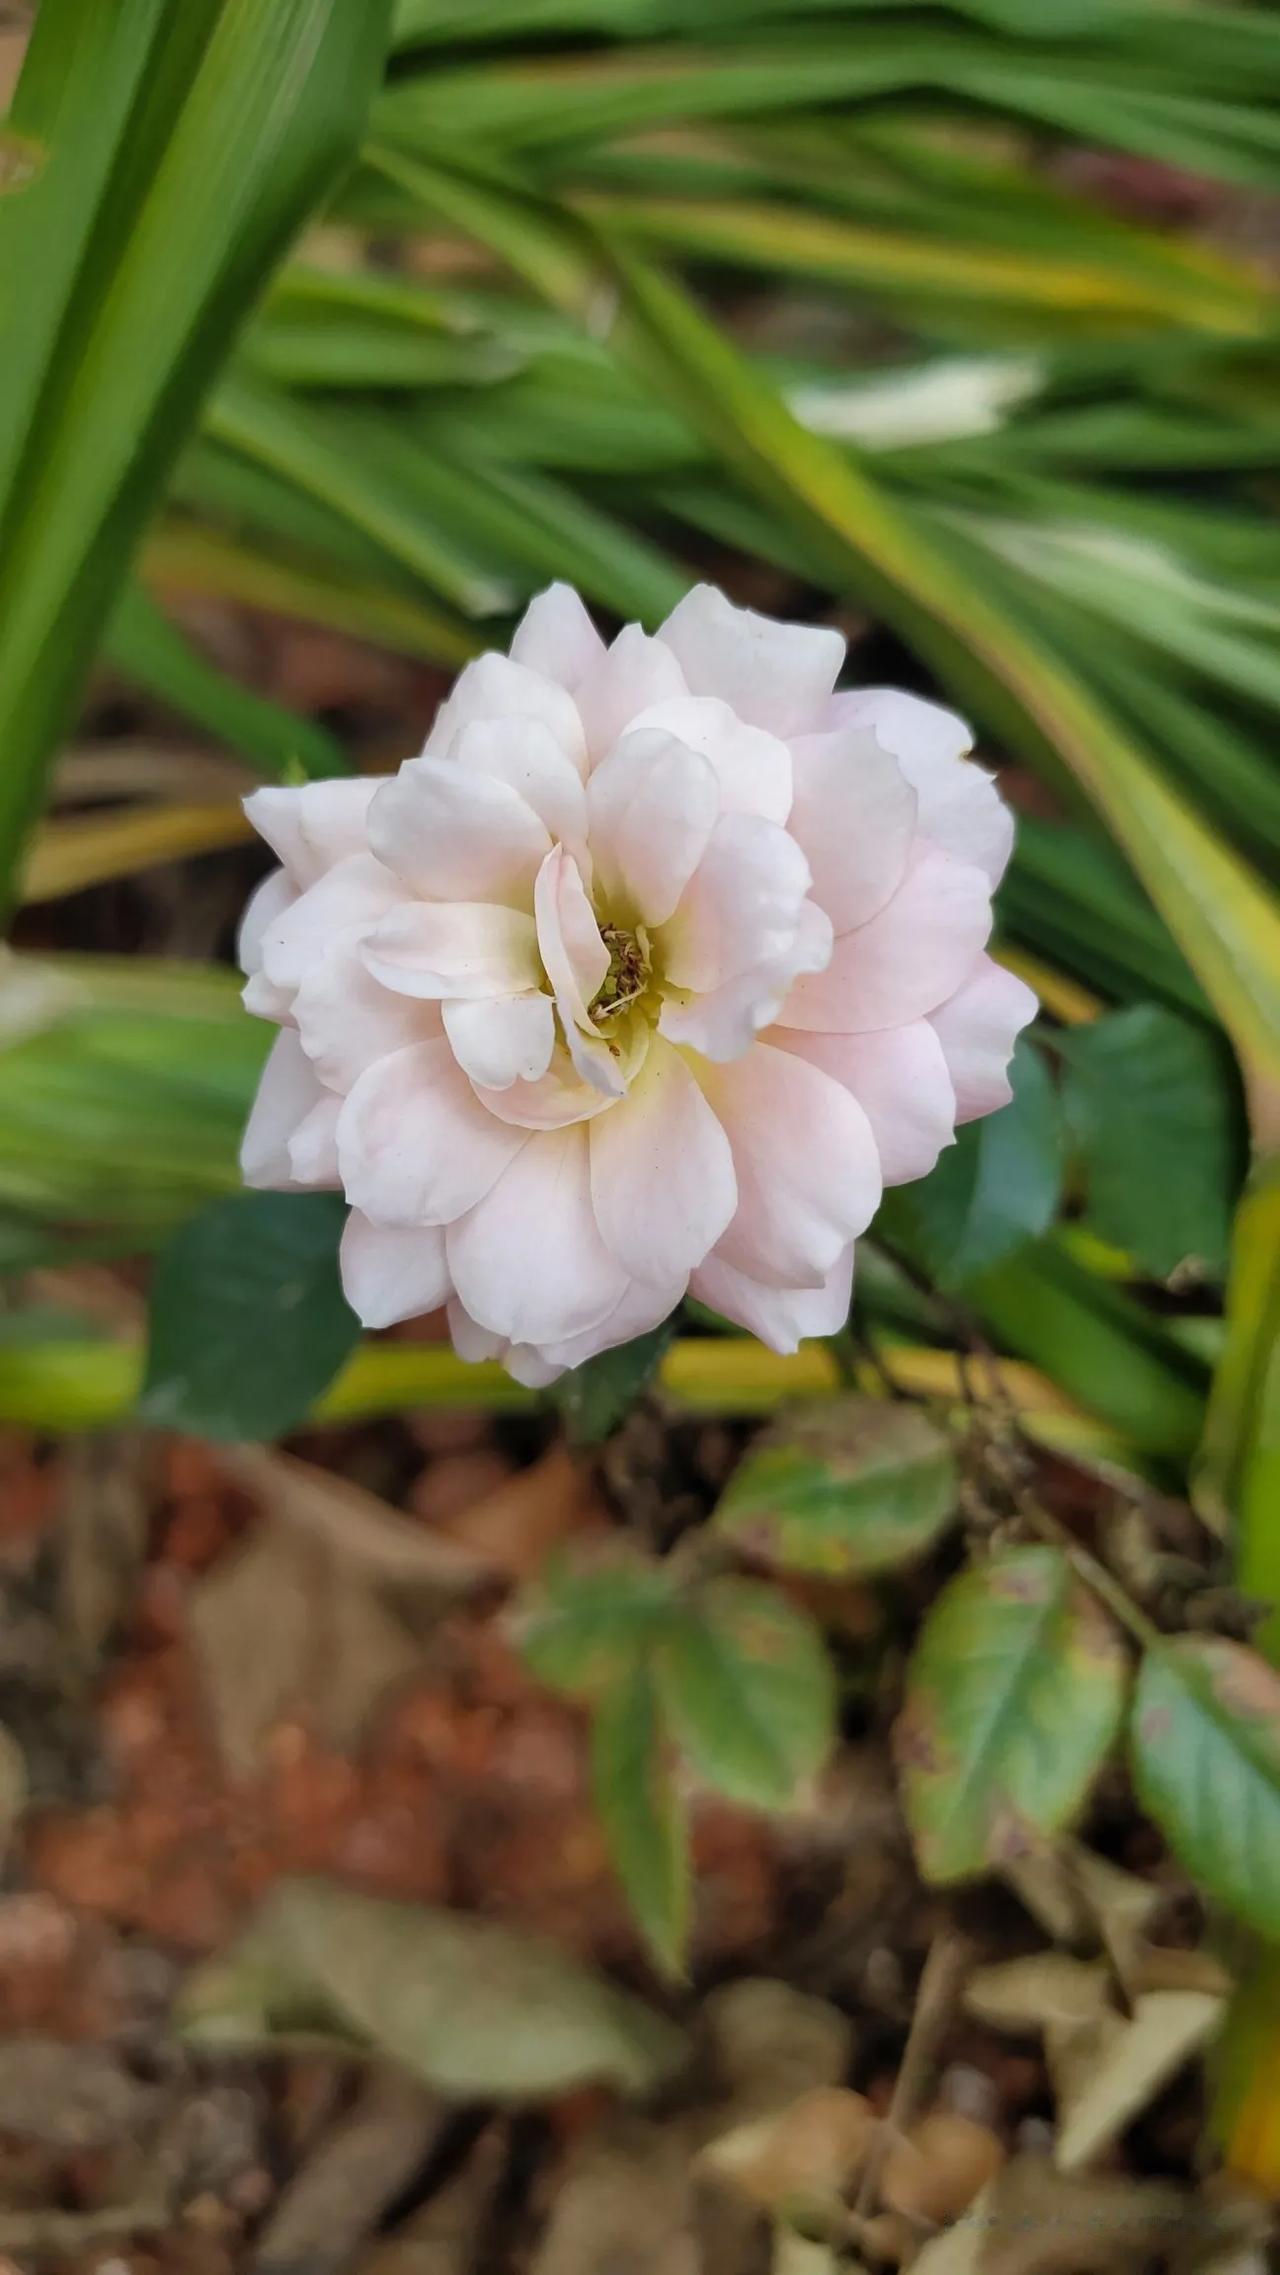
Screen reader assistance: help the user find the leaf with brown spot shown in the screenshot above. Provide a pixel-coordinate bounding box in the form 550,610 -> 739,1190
896,1547 -> 1128,1885
1131,1637 -> 1280,1937
713,1396 -> 957,1578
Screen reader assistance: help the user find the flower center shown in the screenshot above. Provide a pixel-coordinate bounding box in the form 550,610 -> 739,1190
592,922 -> 652,1022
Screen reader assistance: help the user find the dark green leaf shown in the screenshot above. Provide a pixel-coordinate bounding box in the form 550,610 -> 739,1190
178,1877 -> 686,2097
551,1317 -> 677,1445
908,1036 -> 1064,1288
715,1396 -> 957,1577
897,1545 -> 1127,1883
1131,1638 -> 1280,1939
141,1192 -> 359,1441
591,1659 -> 690,1976
1061,1005 -> 1242,1280
655,1577 -> 835,1811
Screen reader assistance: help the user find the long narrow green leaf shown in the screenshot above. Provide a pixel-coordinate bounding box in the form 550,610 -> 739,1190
0,0 -> 394,912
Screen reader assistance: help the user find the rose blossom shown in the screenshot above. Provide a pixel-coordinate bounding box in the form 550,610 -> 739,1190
238,583 -> 1034,1384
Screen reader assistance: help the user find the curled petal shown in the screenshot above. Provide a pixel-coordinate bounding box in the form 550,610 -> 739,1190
258,854 -> 398,997
628,695 -> 791,823
929,954 -> 1038,1122
442,992 -> 556,1090
589,1036 -> 736,1283
784,846 -> 992,1034
287,1095 -> 342,1188
692,1245 -> 855,1355
659,584 -> 843,737
773,1020 -> 956,1186
663,812 -> 812,994
534,842 -> 609,1031
474,1045 -> 618,1129
341,1211 -> 450,1330
240,1030 -> 327,1189
701,1042 -> 881,1288
425,652 -> 587,775
452,718 -> 587,853
787,725 -> 917,931
447,1124 -> 631,1346
337,1038 -> 527,1226
508,582 -> 605,689
293,932 -> 441,1092
831,687 -> 1012,887
574,624 -> 686,762
243,778 -> 380,889
368,758 -> 549,906
362,901 -> 540,1002
586,728 -> 719,927
239,869 -> 297,1021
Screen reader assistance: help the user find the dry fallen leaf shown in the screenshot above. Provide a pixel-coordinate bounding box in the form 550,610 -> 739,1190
256,2071 -> 447,2275
697,2087 -> 876,2214
178,1877 -> 686,2101
963,1953 -> 1113,2039
358,2123 -> 509,2275
531,2117 -> 699,2275
908,2155 -> 1189,2275
703,1978 -> 854,2109
881,2110 -> 1005,2226
189,1449 -> 486,1777
1052,1988 -> 1225,2172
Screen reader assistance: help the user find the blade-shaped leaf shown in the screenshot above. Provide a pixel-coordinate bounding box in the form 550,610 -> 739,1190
0,0 -> 393,908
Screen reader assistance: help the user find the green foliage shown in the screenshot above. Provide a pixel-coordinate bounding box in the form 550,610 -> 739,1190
1061,1006 -> 1243,1280
524,1556 -> 834,1966
903,1036 -> 1064,1288
0,0 -> 393,908
551,1316 -> 677,1443
714,1396 -> 957,1577
178,1877 -> 685,2096
897,1545 -> 1128,1883
1131,1639 -> 1280,1940
141,1192 -> 360,1441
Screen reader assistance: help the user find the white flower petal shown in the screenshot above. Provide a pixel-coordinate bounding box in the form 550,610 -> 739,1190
446,1125 -> 630,1346
451,717 -> 588,853
929,955 -> 1038,1122
238,868 -> 295,979
474,1045 -> 617,1129
337,1038 -> 527,1226
533,845 -> 609,1031
628,695 -> 792,822
532,1273 -> 682,1373
368,757 -> 550,906
662,812 -> 812,994
773,1020 -> 956,1185
293,932 -> 441,1092
362,901 -> 541,1002
286,1094 -> 342,1187
787,724 -> 917,931
258,854 -> 398,996
240,1030 -> 327,1189
784,846 -> 992,1034
574,624 -> 686,761
508,582 -> 605,689
243,778 -> 380,889
442,992 -> 556,1090
589,1036 -> 736,1283
341,1211 -> 450,1330
586,727 -> 719,927
831,687 -> 1012,886
659,584 -> 844,737
691,1246 -> 855,1354
425,651 -> 587,774
660,899 -> 833,1065
701,1042 -> 882,1288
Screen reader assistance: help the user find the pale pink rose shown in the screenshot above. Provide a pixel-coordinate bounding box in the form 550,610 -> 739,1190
238,584 -> 1034,1384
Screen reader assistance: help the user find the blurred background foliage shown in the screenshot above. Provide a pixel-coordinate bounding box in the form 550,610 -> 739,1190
1,0 -> 1278,1555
